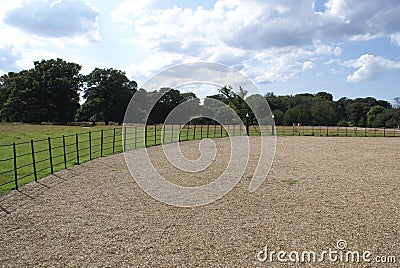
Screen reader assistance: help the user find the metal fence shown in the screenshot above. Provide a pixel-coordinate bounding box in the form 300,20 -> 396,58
0,123 -> 399,195
275,125 -> 400,137
0,123 -> 251,194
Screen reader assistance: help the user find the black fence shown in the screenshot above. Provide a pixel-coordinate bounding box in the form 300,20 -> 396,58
0,123 -> 399,195
0,128 -> 125,194
275,125 -> 400,137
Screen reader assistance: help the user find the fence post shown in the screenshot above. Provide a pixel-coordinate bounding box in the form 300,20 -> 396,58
319,126 -> 321,136
162,124 -> 166,144
207,124 -> 210,138
100,129 -> 104,157
171,125 -> 174,143
48,137 -> 53,174
365,127 -> 367,137
145,124 -> 148,147
112,128 -> 116,154
346,126 -> 348,137
31,139 -> 37,182
123,127 -> 127,151
62,135 -> 67,168
193,124 -> 197,140
384,127 -> 386,137
233,125 -> 236,136
186,123 -> 190,140
326,126 -> 329,136
214,122 -> 217,137
88,132 -> 92,160
200,124 -> 203,139
293,125 -> 295,136
134,126 -> 137,148
154,124 -> 157,145
13,142 -> 18,190
75,133 -> 80,165
178,124 -> 181,142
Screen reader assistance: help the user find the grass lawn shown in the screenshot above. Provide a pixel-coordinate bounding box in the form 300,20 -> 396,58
0,124 -> 126,195
0,123 -> 245,195
1,123 -> 398,195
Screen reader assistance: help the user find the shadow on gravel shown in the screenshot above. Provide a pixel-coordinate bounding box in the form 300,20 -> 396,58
0,171 -> 75,217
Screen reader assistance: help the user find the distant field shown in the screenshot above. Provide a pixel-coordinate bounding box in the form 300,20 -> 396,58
0,124 -> 120,145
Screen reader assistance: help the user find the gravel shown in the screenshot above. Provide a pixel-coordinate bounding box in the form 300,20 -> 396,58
1,136 -> 399,267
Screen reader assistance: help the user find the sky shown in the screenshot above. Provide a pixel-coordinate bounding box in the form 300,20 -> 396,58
0,0 -> 399,103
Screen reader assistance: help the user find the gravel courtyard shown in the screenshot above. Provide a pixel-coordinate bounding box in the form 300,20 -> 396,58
1,136 -> 399,267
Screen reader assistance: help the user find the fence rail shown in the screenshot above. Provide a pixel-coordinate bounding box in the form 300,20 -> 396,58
0,124 -> 399,195
274,125 -> 400,137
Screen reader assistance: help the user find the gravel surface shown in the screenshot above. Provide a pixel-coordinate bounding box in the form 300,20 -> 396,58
1,136 -> 399,267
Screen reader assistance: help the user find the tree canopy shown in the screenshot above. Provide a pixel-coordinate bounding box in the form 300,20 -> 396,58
0,58 -> 398,128
76,68 -> 137,124
0,59 -> 82,123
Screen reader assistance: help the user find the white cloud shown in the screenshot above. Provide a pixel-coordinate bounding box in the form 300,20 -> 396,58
110,0 -> 155,26
390,34 -> 400,46
323,0 -> 400,40
345,54 -> 400,82
4,0 -> 100,42
110,0 -> 352,83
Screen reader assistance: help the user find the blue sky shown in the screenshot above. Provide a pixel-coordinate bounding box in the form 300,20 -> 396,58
0,0 -> 399,103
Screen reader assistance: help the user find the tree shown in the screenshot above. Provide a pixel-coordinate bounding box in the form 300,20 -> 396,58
367,106 -> 386,127
347,102 -> 365,127
394,97 -> 400,108
311,101 -> 337,126
283,104 -> 312,126
148,88 -> 199,124
0,59 -> 82,123
33,59 -> 82,123
335,97 -> 351,122
217,86 -> 249,122
77,68 -> 137,124
265,92 -> 291,113
315,92 -> 333,102
271,109 -> 284,125
384,108 -> 400,127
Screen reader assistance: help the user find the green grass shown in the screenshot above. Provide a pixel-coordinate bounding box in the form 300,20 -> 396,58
0,124 -> 126,195
281,179 -> 299,185
1,123 -> 398,195
0,123 -> 241,195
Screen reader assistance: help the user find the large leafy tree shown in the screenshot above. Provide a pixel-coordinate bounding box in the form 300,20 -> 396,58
311,100 -> 337,126
283,104 -> 312,126
77,68 -> 137,124
148,88 -> 200,124
217,86 -> 249,121
367,106 -> 386,127
0,59 -> 82,123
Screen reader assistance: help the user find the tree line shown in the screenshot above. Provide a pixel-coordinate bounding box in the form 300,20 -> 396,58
266,92 -> 400,127
0,58 -> 399,127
